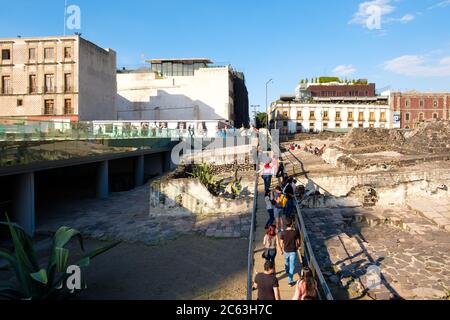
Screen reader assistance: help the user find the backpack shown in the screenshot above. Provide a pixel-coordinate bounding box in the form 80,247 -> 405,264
279,194 -> 288,208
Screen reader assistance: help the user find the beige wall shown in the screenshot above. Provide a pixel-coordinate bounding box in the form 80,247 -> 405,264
0,36 -> 116,121
78,38 -> 117,121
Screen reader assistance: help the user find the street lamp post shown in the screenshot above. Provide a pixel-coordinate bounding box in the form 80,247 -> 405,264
265,79 -> 273,129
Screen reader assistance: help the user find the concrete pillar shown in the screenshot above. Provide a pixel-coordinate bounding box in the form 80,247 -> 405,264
13,172 -> 35,236
162,151 -> 174,173
134,155 -> 145,187
96,160 -> 109,199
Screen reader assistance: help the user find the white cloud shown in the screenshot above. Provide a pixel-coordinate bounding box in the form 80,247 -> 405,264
396,14 -> 416,23
383,54 -> 450,77
349,0 -> 415,30
440,57 -> 450,65
333,65 -> 357,77
428,0 -> 450,10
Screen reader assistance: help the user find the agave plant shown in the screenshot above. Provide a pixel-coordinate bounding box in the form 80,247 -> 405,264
189,163 -> 225,196
0,214 -> 120,300
225,169 -> 243,199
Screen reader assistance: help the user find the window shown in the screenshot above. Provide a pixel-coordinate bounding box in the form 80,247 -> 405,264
282,111 -> 288,119
419,99 -> 425,108
323,111 -> 329,120
297,111 -> 302,120
336,112 -> 341,121
64,99 -> 73,115
370,112 -> 375,122
419,113 -> 424,121
348,112 -> 354,121
29,48 -> 36,60
380,112 -> 386,122
44,47 -> 54,60
64,73 -> 72,92
17,99 -> 23,107
359,112 -> 364,121
336,123 -> 341,128
64,47 -> 72,59
323,122 -> 328,128
29,75 -> 37,93
310,111 -> 315,120
283,121 -> 288,127
348,123 -> 353,128
405,113 -> 410,121
434,100 -> 439,109
1,76 -> 11,94
44,100 -> 54,115
433,112 -> 438,119
405,99 -> 410,108
2,49 -> 11,60
44,74 -> 55,93
162,62 -> 172,76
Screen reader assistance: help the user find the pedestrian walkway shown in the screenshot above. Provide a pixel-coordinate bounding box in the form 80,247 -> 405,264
252,175 -> 302,300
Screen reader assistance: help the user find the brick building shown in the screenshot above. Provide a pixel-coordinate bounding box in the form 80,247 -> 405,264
391,92 -> 450,129
307,83 -> 376,98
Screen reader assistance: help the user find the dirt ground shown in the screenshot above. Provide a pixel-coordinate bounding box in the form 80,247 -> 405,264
73,235 -> 248,300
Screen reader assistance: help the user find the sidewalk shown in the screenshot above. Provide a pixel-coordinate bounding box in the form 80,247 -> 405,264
252,178 -> 302,300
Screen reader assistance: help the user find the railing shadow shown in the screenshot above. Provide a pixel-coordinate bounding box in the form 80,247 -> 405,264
284,149 -> 404,300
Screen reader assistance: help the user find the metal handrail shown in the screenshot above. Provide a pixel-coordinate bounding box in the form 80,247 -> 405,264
294,198 -> 334,300
285,150 -> 334,300
246,148 -> 260,300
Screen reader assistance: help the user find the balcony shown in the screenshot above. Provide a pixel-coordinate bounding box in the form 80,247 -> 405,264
0,88 -> 13,95
43,86 -> 56,94
64,86 -> 74,93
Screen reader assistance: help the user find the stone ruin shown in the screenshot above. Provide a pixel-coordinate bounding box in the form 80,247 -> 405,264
149,164 -> 255,218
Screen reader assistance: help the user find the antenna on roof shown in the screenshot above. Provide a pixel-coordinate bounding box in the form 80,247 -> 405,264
63,0 -> 68,36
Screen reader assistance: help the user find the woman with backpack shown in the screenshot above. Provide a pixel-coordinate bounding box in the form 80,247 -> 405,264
292,267 -> 318,300
262,225 -> 278,263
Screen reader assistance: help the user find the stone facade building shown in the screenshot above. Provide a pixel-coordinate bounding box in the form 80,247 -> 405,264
391,91 -> 450,129
0,35 -> 117,121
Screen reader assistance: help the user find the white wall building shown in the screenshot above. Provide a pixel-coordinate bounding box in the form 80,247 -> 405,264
116,58 -> 237,124
269,97 -> 393,134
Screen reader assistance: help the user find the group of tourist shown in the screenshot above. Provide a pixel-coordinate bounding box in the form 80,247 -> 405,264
254,156 -> 318,301
289,143 -> 327,157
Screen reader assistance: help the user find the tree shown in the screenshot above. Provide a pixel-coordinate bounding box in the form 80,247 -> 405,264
255,112 -> 268,129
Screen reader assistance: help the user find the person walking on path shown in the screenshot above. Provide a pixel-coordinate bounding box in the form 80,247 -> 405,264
259,159 -> 274,193
263,225 -> 278,263
279,220 -> 301,287
273,186 -> 284,232
292,267 -> 318,300
283,177 -> 296,220
264,190 -> 275,229
253,260 -> 281,301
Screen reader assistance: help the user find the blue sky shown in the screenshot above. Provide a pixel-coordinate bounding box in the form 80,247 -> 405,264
1,0 -> 449,112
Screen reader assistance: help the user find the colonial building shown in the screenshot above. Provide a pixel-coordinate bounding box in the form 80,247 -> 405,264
273,78 -> 392,134
391,91 -> 450,129
269,96 -> 392,134
116,58 -> 249,128
0,35 -> 117,121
